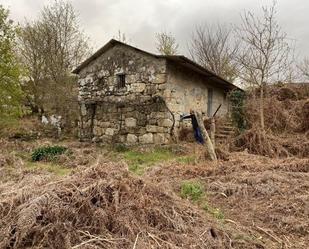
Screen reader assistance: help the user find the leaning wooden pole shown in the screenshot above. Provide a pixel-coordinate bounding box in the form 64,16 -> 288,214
210,117 -> 216,148
194,111 -> 217,161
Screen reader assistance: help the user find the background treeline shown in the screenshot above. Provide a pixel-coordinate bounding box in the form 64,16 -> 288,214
0,0 -> 90,133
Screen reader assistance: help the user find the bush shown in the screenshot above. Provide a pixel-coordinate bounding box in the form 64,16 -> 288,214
229,89 -> 247,131
180,181 -> 204,202
31,145 -> 67,161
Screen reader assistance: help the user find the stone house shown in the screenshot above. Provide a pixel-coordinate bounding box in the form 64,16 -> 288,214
73,39 -> 239,144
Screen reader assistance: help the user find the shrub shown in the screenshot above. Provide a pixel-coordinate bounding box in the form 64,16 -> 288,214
180,181 -> 204,202
114,144 -> 129,152
229,89 -> 247,131
31,145 -> 67,161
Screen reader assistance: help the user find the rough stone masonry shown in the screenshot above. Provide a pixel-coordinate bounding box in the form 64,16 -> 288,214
74,39 -> 237,145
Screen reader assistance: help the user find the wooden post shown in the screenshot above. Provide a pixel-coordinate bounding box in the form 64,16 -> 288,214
210,117 -> 216,148
194,111 -> 217,161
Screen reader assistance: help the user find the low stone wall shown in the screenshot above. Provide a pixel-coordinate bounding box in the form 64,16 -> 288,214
79,96 -> 174,144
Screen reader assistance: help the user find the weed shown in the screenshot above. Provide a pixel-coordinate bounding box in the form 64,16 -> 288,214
180,181 -> 204,202
203,202 -> 225,220
31,145 -> 67,162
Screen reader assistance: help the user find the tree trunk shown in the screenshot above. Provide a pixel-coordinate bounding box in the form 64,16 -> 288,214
195,111 -> 217,161
259,85 -> 265,131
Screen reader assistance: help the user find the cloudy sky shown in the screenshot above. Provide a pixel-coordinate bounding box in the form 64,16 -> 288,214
2,0 -> 309,59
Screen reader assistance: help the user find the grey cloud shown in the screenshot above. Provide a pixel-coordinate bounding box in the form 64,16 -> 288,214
2,0 -> 309,58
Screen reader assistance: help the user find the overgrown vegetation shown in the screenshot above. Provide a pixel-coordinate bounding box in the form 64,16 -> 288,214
229,89 -> 246,131
0,5 -> 23,118
180,181 -> 204,201
31,145 -> 67,161
233,84 -> 309,158
18,0 -> 90,130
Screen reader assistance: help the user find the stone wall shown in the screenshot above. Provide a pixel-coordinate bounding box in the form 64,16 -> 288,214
77,43 -> 232,144
90,97 -> 172,144
165,61 -> 229,131
77,44 -> 174,144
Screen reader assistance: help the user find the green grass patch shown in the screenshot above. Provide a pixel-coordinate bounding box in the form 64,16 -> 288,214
122,147 -> 175,175
176,155 -> 196,164
31,145 -> 67,162
180,181 -> 204,202
203,202 -> 225,220
26,161 -> 71,176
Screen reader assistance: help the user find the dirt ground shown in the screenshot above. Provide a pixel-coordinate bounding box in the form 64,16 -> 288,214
0,139 -> 308,248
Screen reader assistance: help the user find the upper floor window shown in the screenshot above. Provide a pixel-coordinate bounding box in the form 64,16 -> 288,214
116,73 -> 126,88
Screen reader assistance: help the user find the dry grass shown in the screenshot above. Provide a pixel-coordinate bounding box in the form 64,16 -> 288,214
232,84 -> 309,158
0,159 -> 253,249
146,152 -> 309,249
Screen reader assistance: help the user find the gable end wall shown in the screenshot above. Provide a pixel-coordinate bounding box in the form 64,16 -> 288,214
77,44 -> 174,144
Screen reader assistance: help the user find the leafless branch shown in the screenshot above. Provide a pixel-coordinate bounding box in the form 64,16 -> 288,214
188,23 -> 239,81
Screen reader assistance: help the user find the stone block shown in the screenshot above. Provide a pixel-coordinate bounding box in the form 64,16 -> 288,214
153,133 -> 170,144
157,84 -> 166,90
145,85 -> 157,95
105,128 -> 114,136
150,112 -> 166,119
101,135 -> 112,143
138,127 -> 147,134
158,118 -> 173,127
131,83 -> 146,93
139,133 -> 153,144
101,121 -> 111,128
148,119 -> 157,125
93,126 -> 103,136
127,134 -> 137,144
125,117 -> 137,127
146,125 -> 164,133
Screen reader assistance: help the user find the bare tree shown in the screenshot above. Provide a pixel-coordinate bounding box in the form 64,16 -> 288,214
18,0 -> 90,116
189,24 -> 239,82
38,0 -> 90,82
235,2 -> 293,130
298,57 -> 309,80
156,32 -> 179,55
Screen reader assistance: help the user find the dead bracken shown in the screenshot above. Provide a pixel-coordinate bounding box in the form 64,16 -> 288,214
0,161 -> 251,249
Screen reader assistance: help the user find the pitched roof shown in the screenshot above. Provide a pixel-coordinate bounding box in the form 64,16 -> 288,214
72,39 -> 239,90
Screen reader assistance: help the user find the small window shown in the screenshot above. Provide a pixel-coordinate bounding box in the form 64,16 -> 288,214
116,74 -> 126,88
